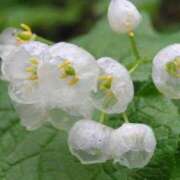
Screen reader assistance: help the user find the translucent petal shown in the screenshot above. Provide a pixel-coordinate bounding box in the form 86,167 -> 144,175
49,108 -> 83,131
22,41 -> 49,57
8,81 -> 42,104
91,57 -> 134,114
108,0 -> 142,33
68,120 -> 112,164
2,41 -> 48,82
0,28 -> 19,45
12,100 -> 48,131
110,123 -> 156,169
2,46 -> 31,81
48,42 -> 100,107
0,45 -> 16,61
152,44 -> 180,99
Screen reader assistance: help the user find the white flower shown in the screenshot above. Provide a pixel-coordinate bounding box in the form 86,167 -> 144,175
2,41 -> 97,130
152,44 -> 180,99
68,119 -> 112,164
108,0 -> 142,33
91,57 -> 134,114
110,123 -> 156,169
48,42 -> 99,115
2,41 -> 48,84
2,41 -> 52,130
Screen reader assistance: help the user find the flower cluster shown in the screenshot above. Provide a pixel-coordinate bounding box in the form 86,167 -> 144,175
2,0 -> 179,169
68,120 -> 156,168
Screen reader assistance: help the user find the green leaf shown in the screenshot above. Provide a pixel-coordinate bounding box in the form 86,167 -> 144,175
171,144 -> 180,180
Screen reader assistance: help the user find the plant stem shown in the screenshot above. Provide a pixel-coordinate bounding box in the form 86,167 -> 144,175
128,32 -> 140,61
100,111 -> 106,124
129,60 -> 142,74
122,112 -> 129,123
35,35 -> 54,45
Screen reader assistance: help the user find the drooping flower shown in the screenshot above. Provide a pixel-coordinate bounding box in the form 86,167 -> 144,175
68,119 -> 112,164
108,0 -> 142,34
152,44 -> 180,99
110,123 -> 156,169
48,42 -> 99,116
91,57 -> 134,114
2,41 -> 51,130
2,41 -> 99,130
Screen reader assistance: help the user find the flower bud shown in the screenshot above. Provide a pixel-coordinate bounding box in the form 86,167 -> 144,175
108,0 -> 142,33
110,123 -> 156,169
68,120 -> 112,164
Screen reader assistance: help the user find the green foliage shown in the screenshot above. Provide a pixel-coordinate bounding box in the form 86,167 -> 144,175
0,1 -> 179,179
0,13 -> 180,177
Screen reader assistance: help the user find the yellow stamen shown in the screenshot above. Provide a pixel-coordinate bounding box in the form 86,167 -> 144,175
30,58 -> 39,65
28,75 -> 38,81
25,67 -> 34,72
58,60 -> 79,85
26,58 -> 39,81
68,76 -> 79,86
20,24 -> 31,32
128,31 -> 134,37
16,23 -> 36,43
98,75 -> 113,91
58,60 -> 71,69
99,75 -> 112,81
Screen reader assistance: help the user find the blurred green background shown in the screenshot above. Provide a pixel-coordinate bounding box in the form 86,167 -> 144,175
0,0 -> 180,41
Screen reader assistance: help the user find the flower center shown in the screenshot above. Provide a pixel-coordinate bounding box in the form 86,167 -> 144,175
58,60 -> 79,86
98,75 -> 113,91
166,57 -> 180,78
16,24 -> 36,44
96,75 -> 118,108
25,58 -> 39,81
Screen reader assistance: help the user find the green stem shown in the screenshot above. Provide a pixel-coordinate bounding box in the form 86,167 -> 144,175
122,112 -> 129,123
100,111 -> 106,124
129,60 -> 142,74
35,35 -> 54,45
128,32 -> 141,61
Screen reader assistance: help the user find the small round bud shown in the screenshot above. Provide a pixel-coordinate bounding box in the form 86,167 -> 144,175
108,0 -> 142,33
110,123 -> 156,169
68,120 -> 112,164
91,57 -> 134,114
152,44 -> 180,99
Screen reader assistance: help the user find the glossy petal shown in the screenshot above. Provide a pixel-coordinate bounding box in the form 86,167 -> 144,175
68,120 -> 112,164
108,0 -> 142,33
0,28 -> 19,45
12,100 -> 49,131
49,42 -> 100,110
152,44 -> 180,99
110,123 -> 156,169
